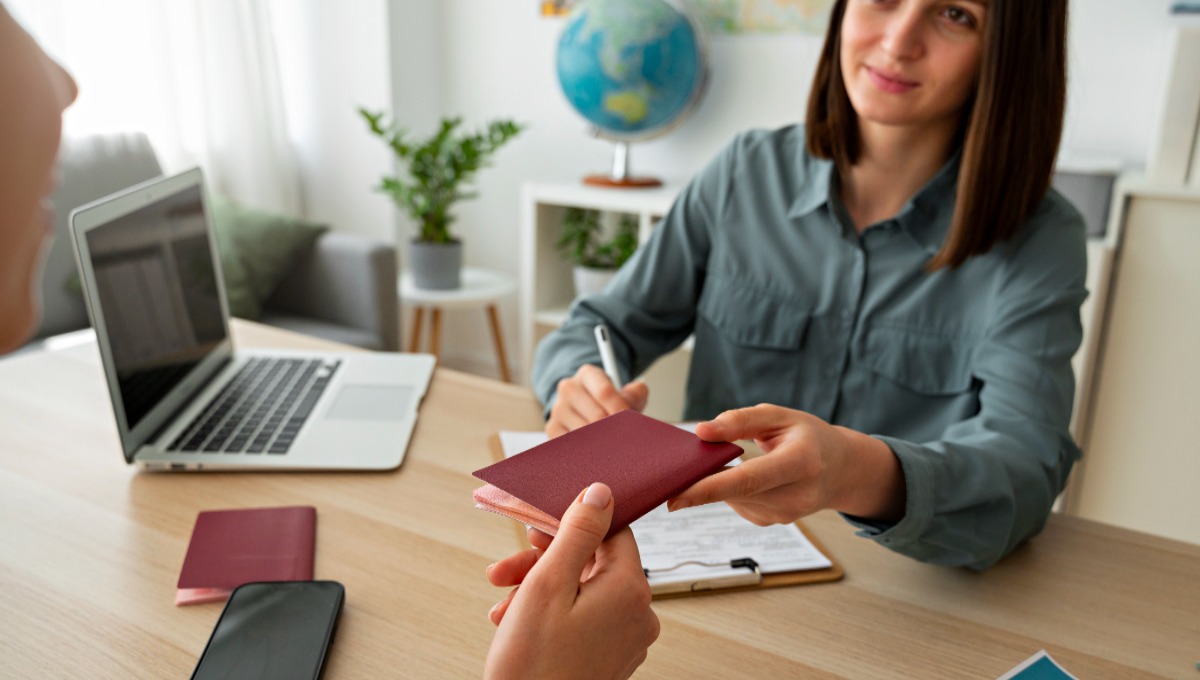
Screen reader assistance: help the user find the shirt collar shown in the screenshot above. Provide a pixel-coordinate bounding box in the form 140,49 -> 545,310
787,149 -> 963,254
895,150 -> 961,255
787,156 -> 835,220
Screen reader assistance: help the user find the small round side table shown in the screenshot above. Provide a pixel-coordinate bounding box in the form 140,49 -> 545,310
399,267 -> 517,382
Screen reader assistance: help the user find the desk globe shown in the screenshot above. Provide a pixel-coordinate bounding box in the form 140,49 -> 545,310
556,0 -> 708,187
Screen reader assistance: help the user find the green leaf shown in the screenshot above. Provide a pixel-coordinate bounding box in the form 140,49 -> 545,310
358,109 -> 523,242
556,208 -> 639,268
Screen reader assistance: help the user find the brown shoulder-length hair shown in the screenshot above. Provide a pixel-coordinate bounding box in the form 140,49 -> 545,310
806,0 -> 1069,269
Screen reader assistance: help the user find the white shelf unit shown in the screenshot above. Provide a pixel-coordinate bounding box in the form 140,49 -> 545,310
1063,179 -> 1200,545
518,181 -> 684,412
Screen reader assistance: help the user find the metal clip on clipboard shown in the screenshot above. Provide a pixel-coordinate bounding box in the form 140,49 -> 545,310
644,557 -> 762,595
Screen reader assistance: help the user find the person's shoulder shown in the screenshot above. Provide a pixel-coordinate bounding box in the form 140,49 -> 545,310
1019,187 -> 1087,252
718,124 -> 820,181
996,186 -> 1087,282
1034,186 -> 1087,230
723,124 -> 808,159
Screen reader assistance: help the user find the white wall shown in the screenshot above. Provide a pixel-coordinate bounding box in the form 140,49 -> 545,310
387,0 -> 445,269
431,2 -> 831,376
432,3 -> 603,373
272,0 -> 393,240
1062,0 -> 1178,167
403,0 -> 1179,378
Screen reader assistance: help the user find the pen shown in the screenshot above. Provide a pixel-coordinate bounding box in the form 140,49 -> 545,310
593,324 -> 623,389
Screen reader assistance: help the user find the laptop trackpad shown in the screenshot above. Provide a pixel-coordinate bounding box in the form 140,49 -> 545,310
327,385 -> 415,420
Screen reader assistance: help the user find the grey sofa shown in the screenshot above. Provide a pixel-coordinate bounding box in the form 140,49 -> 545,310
32,132 -> 399,351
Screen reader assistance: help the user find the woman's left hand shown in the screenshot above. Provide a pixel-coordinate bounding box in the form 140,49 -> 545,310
483,483 -> 659,680
668,404 -> 906,524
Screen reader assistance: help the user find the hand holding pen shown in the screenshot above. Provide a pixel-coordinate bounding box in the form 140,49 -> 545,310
543,324 -> 650,438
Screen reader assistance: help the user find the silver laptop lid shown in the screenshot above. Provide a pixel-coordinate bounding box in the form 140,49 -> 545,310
68,168 -> 234,463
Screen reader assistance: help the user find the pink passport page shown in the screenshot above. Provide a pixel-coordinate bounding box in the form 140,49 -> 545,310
175,505 -> 316,605
472,410 -> 742,538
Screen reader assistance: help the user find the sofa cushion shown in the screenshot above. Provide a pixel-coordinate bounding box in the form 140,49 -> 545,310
210,197 -> 329,320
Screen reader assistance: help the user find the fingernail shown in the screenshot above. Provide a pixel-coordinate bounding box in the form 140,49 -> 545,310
485,562 -> 494,576
668,499 -> 689,512
488,599 -> 504,620
582,482 -> 612,508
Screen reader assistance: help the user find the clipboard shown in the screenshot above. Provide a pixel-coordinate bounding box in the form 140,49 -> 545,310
486,433 -> 843,598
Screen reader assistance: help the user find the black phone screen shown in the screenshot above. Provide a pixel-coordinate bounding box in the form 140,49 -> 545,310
190,580 -> 344,680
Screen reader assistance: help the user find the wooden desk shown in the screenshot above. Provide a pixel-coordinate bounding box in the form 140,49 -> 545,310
2,321 -> 1197,679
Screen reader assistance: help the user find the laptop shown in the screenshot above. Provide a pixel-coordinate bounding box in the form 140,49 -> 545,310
68,167 -> 435,471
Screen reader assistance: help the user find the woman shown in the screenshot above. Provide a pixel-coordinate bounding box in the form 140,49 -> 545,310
0,7 -> 656,679
533,0 -> 1084,570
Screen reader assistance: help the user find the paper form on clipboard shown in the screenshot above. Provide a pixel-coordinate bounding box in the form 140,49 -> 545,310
495,427 -> 840,595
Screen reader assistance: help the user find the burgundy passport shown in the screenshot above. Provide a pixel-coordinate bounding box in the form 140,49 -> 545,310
472,410 -> 743,538
176,505 -> 316,605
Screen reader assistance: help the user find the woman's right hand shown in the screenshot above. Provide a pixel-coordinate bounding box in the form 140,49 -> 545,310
668,404 -> 906,525
545,364 -> 648,437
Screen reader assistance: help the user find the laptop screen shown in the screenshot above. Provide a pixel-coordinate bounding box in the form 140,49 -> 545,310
83,184 -> 228,432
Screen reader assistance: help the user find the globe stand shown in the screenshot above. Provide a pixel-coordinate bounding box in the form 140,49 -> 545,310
584,141 -> 662,189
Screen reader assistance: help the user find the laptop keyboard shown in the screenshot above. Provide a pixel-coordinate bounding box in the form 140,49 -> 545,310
169,357 -> 341,454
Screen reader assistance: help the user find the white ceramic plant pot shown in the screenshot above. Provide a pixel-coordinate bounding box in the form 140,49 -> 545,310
572,265 -> 617,298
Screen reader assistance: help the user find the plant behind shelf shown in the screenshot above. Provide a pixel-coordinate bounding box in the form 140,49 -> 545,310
556,207 -> 638,269
358,109 -> 524,244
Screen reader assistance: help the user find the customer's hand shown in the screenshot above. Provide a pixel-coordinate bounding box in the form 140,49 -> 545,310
484,483 -> 660,680
668,404 -> 906,524
546,364 -> 648,437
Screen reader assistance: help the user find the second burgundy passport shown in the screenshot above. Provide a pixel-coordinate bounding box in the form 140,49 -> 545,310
472,410 -> 743,537
177,505 -> 316,591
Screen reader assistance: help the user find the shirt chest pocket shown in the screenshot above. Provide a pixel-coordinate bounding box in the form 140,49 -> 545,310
692,278 -> 811,410
858,325 -> 976,396
697,279 -> 810,350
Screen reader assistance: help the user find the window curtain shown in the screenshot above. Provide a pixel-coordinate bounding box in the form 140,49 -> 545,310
6,0 -> 302,215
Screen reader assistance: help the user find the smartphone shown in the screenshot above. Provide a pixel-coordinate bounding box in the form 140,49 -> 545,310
190,580 -> 344,680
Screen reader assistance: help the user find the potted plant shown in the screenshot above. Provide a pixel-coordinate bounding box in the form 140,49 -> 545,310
359,109 -> 524,289
556,207 -> 638,297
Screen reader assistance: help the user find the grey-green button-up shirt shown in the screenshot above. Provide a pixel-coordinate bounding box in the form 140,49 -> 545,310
532,125 -> 1087,570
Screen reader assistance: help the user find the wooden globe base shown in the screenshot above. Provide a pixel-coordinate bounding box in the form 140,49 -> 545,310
583,174 -> 663,189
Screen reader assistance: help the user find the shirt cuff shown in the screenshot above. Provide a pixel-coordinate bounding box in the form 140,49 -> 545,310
840,435 -> 936,551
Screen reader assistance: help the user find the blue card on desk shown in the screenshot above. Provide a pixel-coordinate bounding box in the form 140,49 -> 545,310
997,651 -> 1078,680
